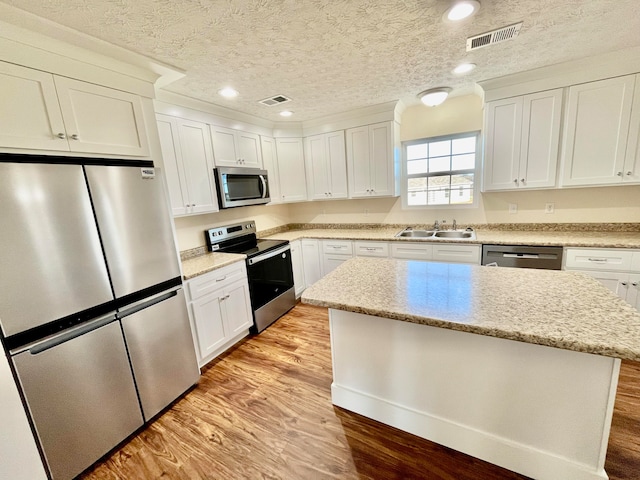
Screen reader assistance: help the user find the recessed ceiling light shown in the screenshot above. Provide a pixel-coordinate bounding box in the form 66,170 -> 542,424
218,87 -> 238,98
418,87 -> 452,107
444,1 -> 480,22
453,63 -> 477,75
279,110 -> 293,117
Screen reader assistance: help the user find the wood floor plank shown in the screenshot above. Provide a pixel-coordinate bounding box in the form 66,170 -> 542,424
80,303 -> 640,480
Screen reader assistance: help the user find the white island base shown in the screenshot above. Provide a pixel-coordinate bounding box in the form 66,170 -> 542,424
329,309 -> 620,480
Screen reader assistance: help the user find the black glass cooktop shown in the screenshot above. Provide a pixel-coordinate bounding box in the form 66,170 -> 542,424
218,238 -> 289,258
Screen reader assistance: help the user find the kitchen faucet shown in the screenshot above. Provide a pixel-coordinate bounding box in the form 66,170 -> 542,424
452,219 -> 457,230
433,219 -> 440,230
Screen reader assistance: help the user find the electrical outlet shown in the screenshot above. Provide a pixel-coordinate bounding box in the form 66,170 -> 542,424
545,203 -> 555,214
508,203 -> 518,214
364,208 -> 369,216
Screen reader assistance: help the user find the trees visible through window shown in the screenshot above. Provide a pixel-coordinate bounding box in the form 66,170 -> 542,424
403,132 -> 479,207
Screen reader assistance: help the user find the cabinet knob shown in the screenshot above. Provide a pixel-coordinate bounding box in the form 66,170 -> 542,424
513,179 -> 518,185
627,171 -> 633,176
632,282 -> 638,287
70,134 -> 79,140
56,132 -> 66,139
621,282 -> 628,286
617,171 -> 623,176
520,178 -> 525,184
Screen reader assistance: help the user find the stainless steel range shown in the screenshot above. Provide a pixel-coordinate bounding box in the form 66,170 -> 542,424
205,221 -> 296,333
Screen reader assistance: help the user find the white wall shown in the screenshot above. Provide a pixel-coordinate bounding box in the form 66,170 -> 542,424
287,94 -> 640,227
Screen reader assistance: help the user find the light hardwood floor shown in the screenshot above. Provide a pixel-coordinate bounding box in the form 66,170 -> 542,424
81,304 -> 640,479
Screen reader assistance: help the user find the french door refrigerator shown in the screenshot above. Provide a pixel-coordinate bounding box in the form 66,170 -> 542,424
0,155 -> 199,480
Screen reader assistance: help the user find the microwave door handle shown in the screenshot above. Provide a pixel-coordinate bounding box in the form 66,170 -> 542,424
259,175 -> 268,198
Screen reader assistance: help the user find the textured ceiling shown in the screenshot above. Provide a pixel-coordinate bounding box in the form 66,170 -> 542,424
3,0 -> 640,122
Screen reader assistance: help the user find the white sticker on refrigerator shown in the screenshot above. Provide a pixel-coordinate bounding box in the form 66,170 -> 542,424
141,167 -> 155,179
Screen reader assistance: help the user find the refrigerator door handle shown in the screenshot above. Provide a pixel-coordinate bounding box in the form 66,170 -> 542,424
118,288 -> 179,319
13,313 -> 118,356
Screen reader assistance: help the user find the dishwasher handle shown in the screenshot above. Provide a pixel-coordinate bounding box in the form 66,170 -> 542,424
14,313 -> 118,356
503,253 -> 540,259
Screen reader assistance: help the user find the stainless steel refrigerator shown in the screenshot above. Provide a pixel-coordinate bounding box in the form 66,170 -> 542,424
0,156 -> 200,480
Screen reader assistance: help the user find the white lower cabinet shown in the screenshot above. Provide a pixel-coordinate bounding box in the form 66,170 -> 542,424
564,247 -> 640,310
355,241 -> 389,258
321,240 -> 354,276
302,239 -> 322,287
186,262 -> 253,367
391,242 -> 481,264
290,240 -> 305,297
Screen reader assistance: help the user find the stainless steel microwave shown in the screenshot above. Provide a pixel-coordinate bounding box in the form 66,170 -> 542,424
214,167 -> 270,209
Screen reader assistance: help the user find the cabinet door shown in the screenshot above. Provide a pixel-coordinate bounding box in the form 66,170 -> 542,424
302,239 -> 322,287
623,73 -> 640,184
276,137 -> 308,202
156,115 -> 189,216
483,96 -> 522,191
346,125 -> 371,197
390,242 -> 433,260
210,125 -> 239,166
431,244 -> 481,264
236,131 -> 263,168
355,241 -> 389,258
178,119 -> 218,214
569,270 -> 629,299
519,89 -> 563,189
260,136 -> 281,204
369,122 -> 394,197
0,62 -> 68,151
561,75 -> 635,186
628,274 -> 640,310
53,76 -> 150,157
304,134 -> 330,200
326,131 -> 348,198
223,280 -> 253,336
191,292 -> 227,360
290,240 -> 306,296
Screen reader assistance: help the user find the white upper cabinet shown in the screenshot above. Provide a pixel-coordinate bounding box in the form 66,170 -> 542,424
210,125 -> 262,168
304,131 -> 348,200
156,114 -> 218,216
260,136 -> 281,205
483,89 -> 563,191
346,121 -> 398,198
560,75 -> 637,186
0,62 -> 150,157
275,137 -> 308,203
624,74 -> 640,183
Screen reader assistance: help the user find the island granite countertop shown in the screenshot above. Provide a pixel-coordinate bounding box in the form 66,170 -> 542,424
301,257 -> 640,361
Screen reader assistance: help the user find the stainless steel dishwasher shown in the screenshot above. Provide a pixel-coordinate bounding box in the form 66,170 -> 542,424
481,244 -> 564,270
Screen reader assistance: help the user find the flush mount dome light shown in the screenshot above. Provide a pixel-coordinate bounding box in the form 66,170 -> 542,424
444,0 -> 480,22
218,87 -> 238,98
418,87 -> 452,107
279,110 -> 293,117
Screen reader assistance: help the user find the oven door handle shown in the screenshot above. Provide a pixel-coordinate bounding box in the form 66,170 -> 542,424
248,245 -> 290,265
259,175 -> 268,198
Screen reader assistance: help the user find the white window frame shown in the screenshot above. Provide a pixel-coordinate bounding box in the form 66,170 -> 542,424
401,131 -> 481,209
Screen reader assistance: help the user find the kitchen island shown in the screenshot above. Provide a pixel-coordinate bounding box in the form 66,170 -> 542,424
302,258 -> 640,480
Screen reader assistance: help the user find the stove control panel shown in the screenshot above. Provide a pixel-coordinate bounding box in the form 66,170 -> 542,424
205,220 -> 257,251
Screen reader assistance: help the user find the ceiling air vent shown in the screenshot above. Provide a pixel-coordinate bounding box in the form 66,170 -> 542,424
259,94 -> 292,107
466,22 -> 523,51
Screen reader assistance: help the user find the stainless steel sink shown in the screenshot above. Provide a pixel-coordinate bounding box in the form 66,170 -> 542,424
395,230 -> 436,238
395,228 -> 476,240
433,231 -> 475,239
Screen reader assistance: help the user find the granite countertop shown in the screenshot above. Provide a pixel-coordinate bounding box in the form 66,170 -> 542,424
301,257 -> 640,361
264,227 -> 640,249
181,252 -> 246,280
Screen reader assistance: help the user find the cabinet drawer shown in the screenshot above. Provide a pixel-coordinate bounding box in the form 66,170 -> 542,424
322,240 -> 353,255
564,248 -> 634,272
432,244 -> 481,264
187,261 -> 247,300
390,242 -> 433,260
354,241 -> 389,258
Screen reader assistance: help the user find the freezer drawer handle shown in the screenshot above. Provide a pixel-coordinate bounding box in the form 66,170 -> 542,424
118,289 -> 178,319
27,314 -> 118,355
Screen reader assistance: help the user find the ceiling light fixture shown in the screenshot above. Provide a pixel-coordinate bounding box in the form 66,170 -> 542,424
418,87 -> 452,107
443,0 -> 480,22
218,87 -> 238,98
279,110 -> 293,117
453,63 -> 477,75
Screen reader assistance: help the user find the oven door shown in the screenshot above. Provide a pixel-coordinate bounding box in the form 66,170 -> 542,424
246,245 -> 294,310
215,167 -> 270,208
